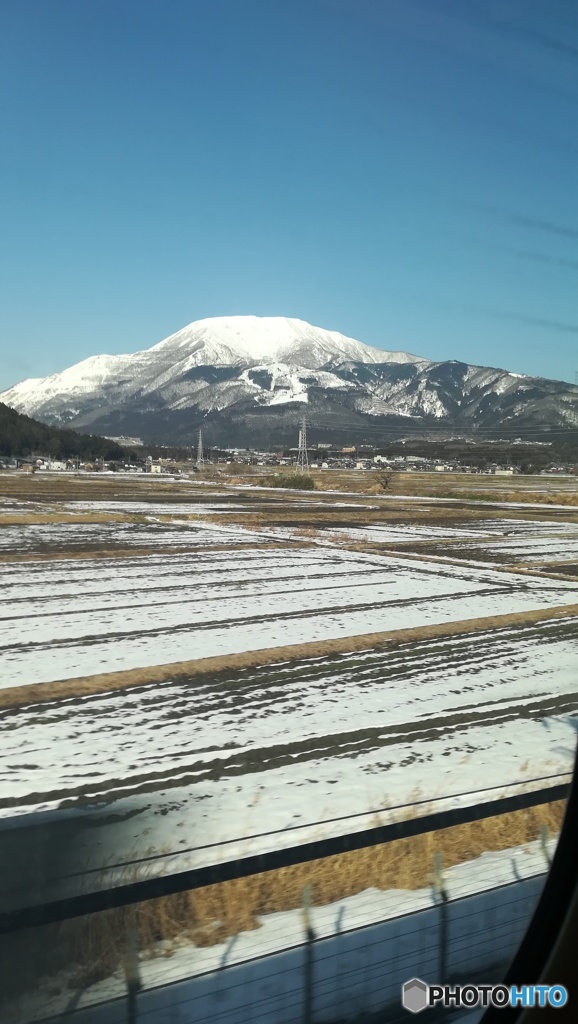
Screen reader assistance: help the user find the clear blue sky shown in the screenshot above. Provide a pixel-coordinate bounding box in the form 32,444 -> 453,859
1,0 -> 577,389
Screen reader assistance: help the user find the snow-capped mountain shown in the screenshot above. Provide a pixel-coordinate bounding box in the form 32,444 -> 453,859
148,316 -> 423,369
2,316 -> 577,445
0,317 -> 424,426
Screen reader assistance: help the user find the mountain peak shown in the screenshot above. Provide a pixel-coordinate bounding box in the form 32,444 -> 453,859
149,315 -> 423,368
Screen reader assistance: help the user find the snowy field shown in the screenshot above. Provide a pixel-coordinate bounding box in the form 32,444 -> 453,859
2,615 -> 576,897
322,519 -> 578,545
0,519 -> 265,553
1,547 -> 577,688
61,499 -> 367,513
446,536 -> 578,565
2,483 -> 578,1024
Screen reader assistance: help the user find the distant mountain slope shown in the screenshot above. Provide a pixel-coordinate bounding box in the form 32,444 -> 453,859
0,316 -> 424,428
340,359 -> 578,429
0,402 -> 126,460
2,316 -> 577,446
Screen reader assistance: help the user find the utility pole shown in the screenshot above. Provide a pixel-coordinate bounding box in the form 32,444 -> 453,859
296,413 -> 308,472
196,429 -> 204,469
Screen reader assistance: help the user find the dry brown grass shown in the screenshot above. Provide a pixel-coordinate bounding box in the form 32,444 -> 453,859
436,490 -> 578,507
308,473 -> 375,495
2,467 -> 576,508
306,470 -> 578,505
516,558 -> 578,570
216,462 -> 255,476
5,799 -> 564,999
3,600 -> 578,709
0,475 -> 199,503
292,526 -> 321,538
179,799 -> 564,933
0,512 -> 128,527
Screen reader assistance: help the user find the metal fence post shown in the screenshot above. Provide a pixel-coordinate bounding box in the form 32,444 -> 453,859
123,910 -> 141,1024
433,852 -> 448,985
302,884 -> 315,1024
540,824 -> 552,867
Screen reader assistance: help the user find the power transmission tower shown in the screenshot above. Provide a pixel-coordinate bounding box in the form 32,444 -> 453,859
296,414 -> 308,472
196,429 -> 204,468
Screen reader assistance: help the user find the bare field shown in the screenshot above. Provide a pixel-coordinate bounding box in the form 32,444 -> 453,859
213,465 -> 578,504
3,465 -> 578,506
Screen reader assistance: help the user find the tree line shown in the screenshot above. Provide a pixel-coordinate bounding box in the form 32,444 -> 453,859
0,402 -> 126,460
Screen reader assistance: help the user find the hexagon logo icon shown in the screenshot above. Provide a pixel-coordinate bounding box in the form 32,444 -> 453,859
402,978 -> 429,1014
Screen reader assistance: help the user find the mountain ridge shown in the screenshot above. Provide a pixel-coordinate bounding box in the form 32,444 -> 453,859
2,316 -> 578,446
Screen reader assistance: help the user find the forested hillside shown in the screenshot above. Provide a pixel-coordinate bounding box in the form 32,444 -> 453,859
0,402 -> 126,460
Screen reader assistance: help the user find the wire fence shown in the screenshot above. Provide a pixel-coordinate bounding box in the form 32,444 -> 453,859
0,780 -> 567,1024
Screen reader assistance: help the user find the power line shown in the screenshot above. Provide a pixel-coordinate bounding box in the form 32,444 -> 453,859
298,421 -> 578,440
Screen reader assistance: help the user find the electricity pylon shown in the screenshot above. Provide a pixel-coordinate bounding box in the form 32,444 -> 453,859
196,429 -> 204,468
296,414 -> 308,472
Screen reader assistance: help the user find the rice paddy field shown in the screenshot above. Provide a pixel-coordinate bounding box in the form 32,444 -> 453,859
1,469 -> 578,1016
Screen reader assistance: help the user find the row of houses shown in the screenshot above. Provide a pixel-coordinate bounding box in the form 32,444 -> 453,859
6,457 -> 143,473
